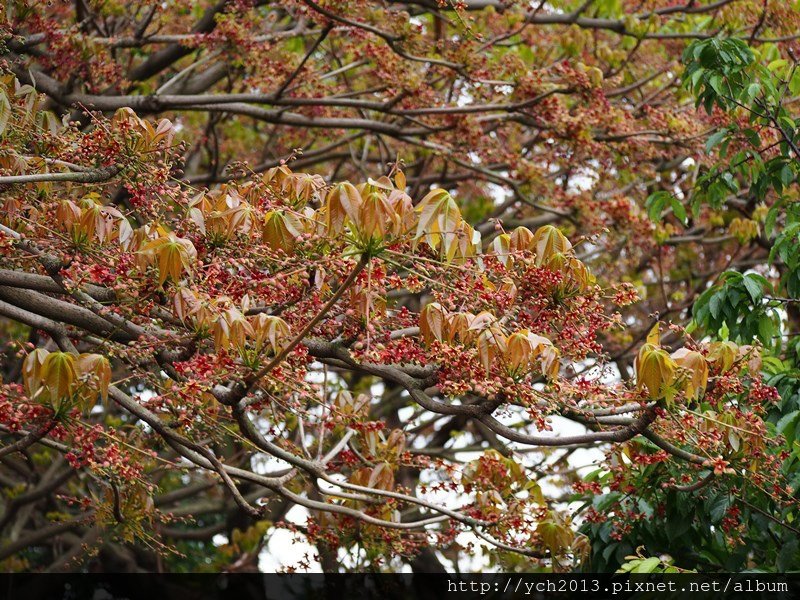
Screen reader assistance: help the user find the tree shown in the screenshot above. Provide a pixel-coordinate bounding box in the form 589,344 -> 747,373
0,0 -> 798,573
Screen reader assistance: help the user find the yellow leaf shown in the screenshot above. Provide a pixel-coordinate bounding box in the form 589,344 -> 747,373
41,352 -> 78,404
448,220 -> 480,264
707,341 -> 739,372
467,310 -> 498,332
499,278 -> 518,304
571,533 -> 592,564
0,88 -> 10,137
535,343 -> 561,381
221,198 -> 256,238
333,390 -> 370,416
738,344 -> 762,372
291,172 -> 325,204
646,323 -> 661,346
476,327 -> 507,374
537,514 -> 574,557
365,176 -> 394,192
505,331 -> 560,379
634,344 -> 676,400
357,191 -> 397,241
505,330 -> 533,374
116,217 -> 134,250
367,462 -> 395,491
262,164 -> 295,193
173,287 -> 198,323
350,285 -> 387,320
387,189 -> 415,233
531,225 -> 572,266
139,233 -> 197,286
527,481 -> 545,505
56,201 -> 81,234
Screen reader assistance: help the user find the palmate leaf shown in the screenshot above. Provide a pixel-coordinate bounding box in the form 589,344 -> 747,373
531,225 -> 572,266
446,311 -> 474,343
419,302 -> 447,345
646,322 -> 661,346
76,353 -> 112,407
443,220 -> 480,264
706,341 -> 739,373
634,341 -> 677,401
506,330 -> 535,374
249,314 -> 291,355
509,226 -> 535,253
8,0 -> 800,573
475,326 -> 506,375
23,350 -> 111,411
505,330 -> 560,379
491,233 -> 512,268
671,348 -> 709,401
357,190 -> 400,241
22,348 -> 50,398
261,210 -> 303,253
213,305 -> 253,352
173,286 -> 204,324
140,233 -> 197,286
41,352 -> 78,406
0,88 -> 10,138
537,514 -> 574,557
414,188 -> 462,253
324,182 -> 362,235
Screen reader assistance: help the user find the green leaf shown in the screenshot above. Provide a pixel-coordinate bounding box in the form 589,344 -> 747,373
284,36 -> 306,54
709,292 -> 723,320
765,203 -> 780,237
745,82 -> 762,102
758,316 -> 775,344
780,163 -> 795,186
777,410 -> 800,437
742,274 -> 764,303
709,494 -> 730,523
777,537 -> 800,571
706,129 -> 728,153
768,58 -> 788,72
632,557 -> 662,573
742,128 -> 761,148
645,191 -> 671,223
670,197 -> 688,224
